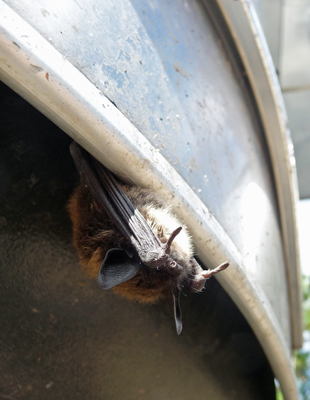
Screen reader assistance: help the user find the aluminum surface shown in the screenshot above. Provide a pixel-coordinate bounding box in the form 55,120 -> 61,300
252,0 -> 310,200
0,0 -> 300,398
279,0 -> 310,199
0,82 -> 276,399
216,0 -> 302,350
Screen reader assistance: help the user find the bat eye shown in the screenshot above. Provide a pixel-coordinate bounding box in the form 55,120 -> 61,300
167,260 -> 175,268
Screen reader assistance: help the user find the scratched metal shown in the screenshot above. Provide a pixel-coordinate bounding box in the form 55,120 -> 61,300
2,0 -> 291,350
0,82 -> 276,399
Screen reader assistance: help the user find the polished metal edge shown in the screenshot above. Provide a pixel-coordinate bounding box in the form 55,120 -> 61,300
215,0 -> 302,350
0,2 -> 299,399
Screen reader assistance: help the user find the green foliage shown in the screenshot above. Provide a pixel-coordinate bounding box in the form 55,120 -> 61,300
302,275 -> 310,332
295,338 -> 310,399
295,274 -> 310,399
302,275 -> 310,301
304,307 -> 310,332
275,383 -> 284,400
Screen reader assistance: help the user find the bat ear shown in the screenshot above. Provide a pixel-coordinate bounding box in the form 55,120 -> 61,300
164,287 -> 183,335
97,248 -> 141,290
164,226 -> 182,254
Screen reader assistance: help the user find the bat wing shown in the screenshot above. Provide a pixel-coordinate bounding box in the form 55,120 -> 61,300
70,142 -> 185,334
70,142 -> 166,285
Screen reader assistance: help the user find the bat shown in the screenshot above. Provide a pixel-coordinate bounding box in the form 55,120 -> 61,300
68,142 -> 229,334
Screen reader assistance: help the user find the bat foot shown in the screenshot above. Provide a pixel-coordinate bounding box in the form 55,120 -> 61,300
190,261 -> 229,292
201,261 -> 229,279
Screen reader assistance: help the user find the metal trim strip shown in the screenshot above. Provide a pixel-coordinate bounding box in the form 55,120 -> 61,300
215,0 -> 302,350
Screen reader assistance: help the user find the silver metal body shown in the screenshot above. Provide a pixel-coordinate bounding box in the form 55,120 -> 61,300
252,0 -> 310,199
0,0 -> 301,398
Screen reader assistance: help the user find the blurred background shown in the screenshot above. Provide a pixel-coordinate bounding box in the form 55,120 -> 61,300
252,0 -> 310,398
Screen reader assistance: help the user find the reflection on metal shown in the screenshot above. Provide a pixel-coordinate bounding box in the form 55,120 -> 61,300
0,0 -> 301,399
215,0 -> 302,351
252,0 -> 310,198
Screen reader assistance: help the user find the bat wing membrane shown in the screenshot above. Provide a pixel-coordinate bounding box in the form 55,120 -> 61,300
69,142 -> 167,271
70,142 -> 163,258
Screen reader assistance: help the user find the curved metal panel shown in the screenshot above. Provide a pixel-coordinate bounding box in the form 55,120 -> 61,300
0,1 -> 300,399
215,0 -> 302,349
1,0 -> 293,346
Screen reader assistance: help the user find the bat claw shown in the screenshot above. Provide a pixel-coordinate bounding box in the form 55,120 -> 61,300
190,261 -> 229,292
201,261 -> 229,279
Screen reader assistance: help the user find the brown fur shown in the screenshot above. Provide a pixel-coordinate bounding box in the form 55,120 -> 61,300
68,183 -> 192,303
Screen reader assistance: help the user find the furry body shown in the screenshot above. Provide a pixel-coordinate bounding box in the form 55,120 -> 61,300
69,183 -> 195,303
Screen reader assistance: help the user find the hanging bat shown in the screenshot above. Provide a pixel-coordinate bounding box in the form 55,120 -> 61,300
68,142 -> 229,334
